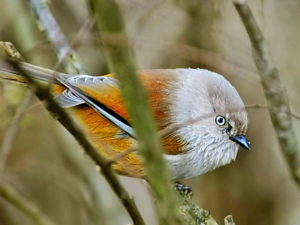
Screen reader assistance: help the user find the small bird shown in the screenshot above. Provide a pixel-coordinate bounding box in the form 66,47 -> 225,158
0,62 -> 250,180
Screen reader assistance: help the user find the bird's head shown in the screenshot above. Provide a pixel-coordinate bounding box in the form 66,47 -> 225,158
166,69 -> 250,179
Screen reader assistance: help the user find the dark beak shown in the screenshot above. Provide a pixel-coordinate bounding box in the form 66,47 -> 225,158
230,135 -> 251,150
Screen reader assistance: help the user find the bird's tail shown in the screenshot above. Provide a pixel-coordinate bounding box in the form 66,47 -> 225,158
0,61 -> 66,85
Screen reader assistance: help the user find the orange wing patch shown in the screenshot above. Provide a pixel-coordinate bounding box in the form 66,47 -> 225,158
50,72 -> 184,177
51,77 -> 145,177
72,105 -> 145,177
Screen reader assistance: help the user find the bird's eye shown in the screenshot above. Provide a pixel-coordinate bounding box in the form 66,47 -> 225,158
215,115 -> 226,126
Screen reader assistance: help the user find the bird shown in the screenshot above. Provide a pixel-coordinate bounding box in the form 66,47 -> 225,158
0,62 -> 250,180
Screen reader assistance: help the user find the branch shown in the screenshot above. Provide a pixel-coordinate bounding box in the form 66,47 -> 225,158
88,1 -> 183,224
28,0 -> 88,74
0,40 -> 145,225
233,0 -> 300,185
0,183 -> 56,225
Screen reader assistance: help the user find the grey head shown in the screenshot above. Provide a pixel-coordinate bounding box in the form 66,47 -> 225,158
164,68 -> 250,179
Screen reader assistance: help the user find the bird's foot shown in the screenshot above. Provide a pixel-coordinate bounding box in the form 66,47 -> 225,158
174,181 -> 193,197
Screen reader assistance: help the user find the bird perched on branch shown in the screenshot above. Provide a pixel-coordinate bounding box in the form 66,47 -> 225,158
0,62 -> 250,180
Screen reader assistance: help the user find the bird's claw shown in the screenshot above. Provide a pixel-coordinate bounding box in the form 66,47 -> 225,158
174,181 -> 193,196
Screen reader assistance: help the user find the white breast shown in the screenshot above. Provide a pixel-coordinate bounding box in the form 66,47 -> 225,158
164,140 -> 239,179
163,68 -> 241,179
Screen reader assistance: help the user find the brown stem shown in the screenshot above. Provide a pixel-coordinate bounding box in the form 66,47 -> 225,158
233,0 -> 300,185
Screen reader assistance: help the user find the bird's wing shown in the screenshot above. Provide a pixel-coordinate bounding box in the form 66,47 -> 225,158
55,74 -> 135,138
55,71 -> 184,156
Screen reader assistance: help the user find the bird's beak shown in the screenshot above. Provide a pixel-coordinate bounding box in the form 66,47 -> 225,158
230,135 -> 251,150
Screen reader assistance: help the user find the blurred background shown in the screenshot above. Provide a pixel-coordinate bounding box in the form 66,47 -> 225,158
0,0 -> 300,224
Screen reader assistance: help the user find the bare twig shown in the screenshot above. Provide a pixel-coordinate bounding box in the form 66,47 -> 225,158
108,103 -> 300,165
246,104 -> 300,121
28,0 -> 88,74
233,0 -> 300,185
0,182 -> 56,225
107,147 -> 137,166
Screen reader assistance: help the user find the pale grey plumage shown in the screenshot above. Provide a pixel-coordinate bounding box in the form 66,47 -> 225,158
164,69 -> 249,179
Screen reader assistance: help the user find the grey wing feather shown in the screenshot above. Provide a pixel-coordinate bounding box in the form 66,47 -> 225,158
67,75 -> 119,88
55,89 -> 85,108
56,74 -> 136,138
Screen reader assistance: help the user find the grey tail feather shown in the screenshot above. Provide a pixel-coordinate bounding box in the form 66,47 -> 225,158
0,61 -> 69,84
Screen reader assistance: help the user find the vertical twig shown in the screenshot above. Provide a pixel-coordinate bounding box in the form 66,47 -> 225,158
88,1 -> 182,224
233,0 -> 300,185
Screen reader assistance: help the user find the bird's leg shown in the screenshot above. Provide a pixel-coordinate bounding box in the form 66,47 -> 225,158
174,181 -> 193,196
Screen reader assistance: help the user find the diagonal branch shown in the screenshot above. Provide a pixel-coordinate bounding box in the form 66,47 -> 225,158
233,0 -> 300,185
0,42 -> 145,225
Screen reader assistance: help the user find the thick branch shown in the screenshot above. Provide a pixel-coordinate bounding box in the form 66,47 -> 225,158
88,1 -> 183,224
233,0 -> 300,184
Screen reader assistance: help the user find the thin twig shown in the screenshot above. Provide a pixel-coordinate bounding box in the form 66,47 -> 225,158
233,0 -> 300,185
51,18 -> 94,74
107,147 -> 137,166
0,182 -> 56,225
28,0 -> 88,74
246,104 -> 300,121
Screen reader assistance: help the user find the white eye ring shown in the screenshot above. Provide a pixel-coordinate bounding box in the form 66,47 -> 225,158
215,115 -> 226,126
